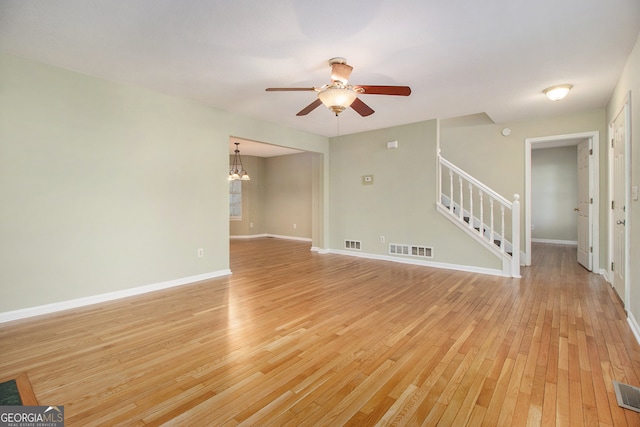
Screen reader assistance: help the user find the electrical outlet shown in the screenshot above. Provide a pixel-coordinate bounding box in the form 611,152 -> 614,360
250,222 -> 254,228
293,223 -> 297,229
380,236 -> 385,243
197,248 -> 204,258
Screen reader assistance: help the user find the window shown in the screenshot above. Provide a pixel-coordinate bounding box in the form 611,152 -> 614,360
229,179 -> 242,219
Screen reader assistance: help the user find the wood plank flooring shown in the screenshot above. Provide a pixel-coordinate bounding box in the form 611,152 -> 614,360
1,239 -> 640,425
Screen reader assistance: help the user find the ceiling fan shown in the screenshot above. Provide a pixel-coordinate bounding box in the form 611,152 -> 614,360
265,57 -> 411,117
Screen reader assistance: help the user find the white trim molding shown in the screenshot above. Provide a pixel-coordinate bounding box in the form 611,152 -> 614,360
531,238 -> 578,246
230,233 -> 270,239
311,247 -> 330,254
327,249 -> 504,277
230,234 -> 312,242
0,269 -> 231,324
628,312 -> 640,346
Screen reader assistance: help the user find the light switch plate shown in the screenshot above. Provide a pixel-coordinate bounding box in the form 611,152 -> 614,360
633,185 -> 638,201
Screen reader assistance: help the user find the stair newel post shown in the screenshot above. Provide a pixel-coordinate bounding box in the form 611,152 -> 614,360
458,176 -> 464,221
489,197 -> 495,245
500,204 -> 505,253
479,191 -> 484,237
511,194 -> 521,277
468,183 -> 474,230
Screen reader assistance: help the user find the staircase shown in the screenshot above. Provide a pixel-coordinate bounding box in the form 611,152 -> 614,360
437,152 -> 521,277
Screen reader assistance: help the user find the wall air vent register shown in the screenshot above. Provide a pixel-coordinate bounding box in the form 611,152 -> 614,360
389,244 -> 433,258
344,240 -> 362,250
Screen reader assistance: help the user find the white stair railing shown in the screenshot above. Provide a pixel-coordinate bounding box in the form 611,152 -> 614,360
437,152 -> 520,277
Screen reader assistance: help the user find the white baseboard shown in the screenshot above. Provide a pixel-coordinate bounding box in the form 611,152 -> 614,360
531,238 -> 578,246
0,269 -> 231,324
327,249 -> 504,277
264,234 -> 312,242
231,233 -> 312,242
230,233 -> 269,239
628,312 -> 640,346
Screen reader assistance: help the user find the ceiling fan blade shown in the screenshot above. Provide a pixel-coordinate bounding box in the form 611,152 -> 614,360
265,87 -> 317,92
331,63 -> 353,84
296,99 -> 323,116
354,85 -> 411,96
350,97 -> 375,117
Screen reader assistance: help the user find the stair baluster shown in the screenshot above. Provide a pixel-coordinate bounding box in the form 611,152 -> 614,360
449,170 -> 454,212
458,176 -> 464,222
479,191 -> 484,237
468,183 -> 474,230
489,197 -> 494,247
500,205 -> 505,253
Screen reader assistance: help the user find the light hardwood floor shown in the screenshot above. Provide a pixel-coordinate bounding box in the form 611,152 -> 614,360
2,238 -> 640,426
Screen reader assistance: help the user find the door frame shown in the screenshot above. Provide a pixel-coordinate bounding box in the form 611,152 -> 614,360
608,94 -> 631,306
524,131 -> 600,269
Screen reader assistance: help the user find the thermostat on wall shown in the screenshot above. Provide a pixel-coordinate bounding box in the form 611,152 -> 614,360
501,128 -> 512,136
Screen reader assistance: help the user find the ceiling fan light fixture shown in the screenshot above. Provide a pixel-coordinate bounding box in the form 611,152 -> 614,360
543,84 -> 572,101
318,86 -> 357,115
265,57 -> 411,117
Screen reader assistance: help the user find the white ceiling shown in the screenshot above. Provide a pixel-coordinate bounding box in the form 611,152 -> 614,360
1,0 -> 639,149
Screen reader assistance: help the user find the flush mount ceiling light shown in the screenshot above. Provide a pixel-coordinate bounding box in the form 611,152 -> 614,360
543,84 -> 572,101
229,142 -> 250,181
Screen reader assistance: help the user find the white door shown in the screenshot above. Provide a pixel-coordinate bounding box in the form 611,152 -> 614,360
577,140 -> 592,270
612,108 -> 626,304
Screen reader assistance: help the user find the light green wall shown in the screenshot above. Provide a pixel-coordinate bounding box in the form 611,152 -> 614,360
264,152 -> 314,238
607,32 -> 640,323
329,120 -> 501,270
440,109 -> 607,264
531,146 -> 578,242
0,52 -> 328,312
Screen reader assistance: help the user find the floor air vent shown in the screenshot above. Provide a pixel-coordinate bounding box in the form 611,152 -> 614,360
614,381 -> 640,412
345,240 -> 362,250
389,244 -> 433,258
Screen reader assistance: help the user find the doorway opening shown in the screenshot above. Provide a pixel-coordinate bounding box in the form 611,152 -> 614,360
524,131 -> 600,271
227,136 -> 325,250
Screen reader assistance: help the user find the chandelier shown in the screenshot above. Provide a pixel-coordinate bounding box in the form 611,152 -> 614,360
229,142 -> 250,181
